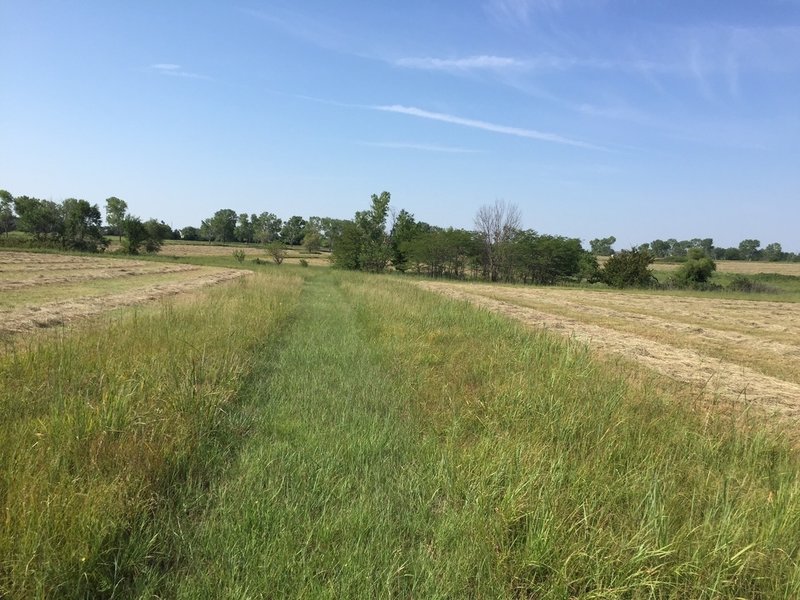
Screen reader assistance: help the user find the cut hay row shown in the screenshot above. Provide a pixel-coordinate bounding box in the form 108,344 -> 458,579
0,264 -> 202,291
418,281 -> 800,418
0,269 -> 250,338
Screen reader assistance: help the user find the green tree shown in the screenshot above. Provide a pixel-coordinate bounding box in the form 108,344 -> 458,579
671,248 -> 716,287
104,197 -> 128,241
738,239 -> 761,261
589,236 -> 616,256
474,200 -> 522,281
253,212 -> 282,244
14,196 -> 63,241
389,209 -> 419,272
235,213 -> 254,243
121,216 -> 147,254
763,242 -> 783,262
206,209 -> 237,242
62,198 -> 106,251
0,190 -> 14,238
303,231 -> 322,253
281,216 -> 307,246
181,226 -> 200,241
650,239 -> 670,258
602,247 -> 656,288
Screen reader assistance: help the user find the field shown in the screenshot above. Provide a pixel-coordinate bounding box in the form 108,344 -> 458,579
418,281 -> 800,419
2,251 -> 800,598
0,251 -> 248,342
159,241 -> 332,266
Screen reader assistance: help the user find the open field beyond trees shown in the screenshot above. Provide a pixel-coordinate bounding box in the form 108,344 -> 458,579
1,251 -> 800,597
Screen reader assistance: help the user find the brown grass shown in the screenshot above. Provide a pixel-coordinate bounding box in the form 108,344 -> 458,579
418,281 -> 800,419
596,255 -> 800,275
0,251 -> 250,342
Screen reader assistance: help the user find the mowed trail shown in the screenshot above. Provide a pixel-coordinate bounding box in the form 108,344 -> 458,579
418,281 -> 800,418
0,251 -> 250,337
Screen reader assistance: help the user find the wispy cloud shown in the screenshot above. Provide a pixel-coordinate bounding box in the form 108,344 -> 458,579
395,55 -> 527,71
485,0 -> 565,25
148,64 -> 210,80
356,141 -> 481,153
373,105 -> 603,150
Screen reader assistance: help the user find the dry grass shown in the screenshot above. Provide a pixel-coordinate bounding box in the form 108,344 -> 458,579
157,242 -> 332,266
597,255 -> 800,275
418,281 -> 800,419
0,250 -> 249,342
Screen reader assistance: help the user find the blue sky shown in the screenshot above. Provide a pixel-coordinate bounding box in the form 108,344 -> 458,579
1,1 -> 799,250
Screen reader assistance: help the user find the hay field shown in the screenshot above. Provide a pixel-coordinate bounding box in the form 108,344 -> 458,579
159,242 -> 331,266
418,281 -> 800,418
0,251 -> 249,340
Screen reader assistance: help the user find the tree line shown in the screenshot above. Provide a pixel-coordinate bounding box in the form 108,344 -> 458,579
1,188 -> 797,272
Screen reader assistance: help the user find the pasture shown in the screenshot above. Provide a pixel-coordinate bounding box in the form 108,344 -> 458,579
2,252 -> 800,598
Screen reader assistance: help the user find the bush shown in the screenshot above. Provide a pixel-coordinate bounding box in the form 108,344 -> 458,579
727,275 -> 778,294
602,248 -> 656,288
299,258 -> 309,267
670,248 -> 716,288
232,249 -> 246,263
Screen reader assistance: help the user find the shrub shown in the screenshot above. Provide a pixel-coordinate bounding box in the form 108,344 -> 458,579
670,248 -> 716,288
299,258 -> 309,267
232,249 -> 246,263
602,247 -> 656,288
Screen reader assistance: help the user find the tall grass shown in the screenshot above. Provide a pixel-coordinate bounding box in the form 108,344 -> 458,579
166,271 -> 800,597
0,271 -> 302,597
3,268 -> 800,597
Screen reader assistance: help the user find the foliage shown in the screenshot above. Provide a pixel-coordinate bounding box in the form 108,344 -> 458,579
104,196 -> 128,239
302,231 -> 322,253
180,226 -> 201,241
474,200 -> 522,281
62,198 -> 107,252
670,247 -> 717,287
280,215 -> 307,246
513,230 -> 585,284
0,189 -> 15,238
602,247 -> 656,288
202,209 -> 237,242
332,192 -> 392,272
266,241 -> 287,264
299,258 -> 309,267
232,249 -> 246,263
589,235 -> 616,256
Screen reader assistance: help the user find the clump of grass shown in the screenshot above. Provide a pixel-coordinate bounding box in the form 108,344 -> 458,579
0,271 -> 303,598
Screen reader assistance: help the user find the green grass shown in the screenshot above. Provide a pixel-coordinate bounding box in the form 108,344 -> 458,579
2,268 -> 800,597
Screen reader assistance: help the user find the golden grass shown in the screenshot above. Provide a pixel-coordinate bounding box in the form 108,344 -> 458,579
418,281 -> 800,419
0,250 -> 249,343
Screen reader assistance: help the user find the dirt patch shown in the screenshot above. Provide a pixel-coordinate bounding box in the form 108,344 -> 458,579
418,281 -> 800,418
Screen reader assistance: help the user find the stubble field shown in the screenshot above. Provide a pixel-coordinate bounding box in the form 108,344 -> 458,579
418,281 -> 800,419
0,251 -> 249,342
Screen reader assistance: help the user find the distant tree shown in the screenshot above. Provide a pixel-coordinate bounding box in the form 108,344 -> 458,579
281,215 -> 307,246
602,247 -> 656,288
143,219 -> 167,253
389,208 -> 419,272
738,239 -> 761,261
319,217 -> 348,250
181,226 -> 200,240
14,196 -> 63,241
649,239 -> 670,258
514,231 -> 584,285
589,236 -> 616,256
0,190 -> 14,238
104,197 -> 128,241
474,200 -> 522,281
303,231 -> 322,253
206,209 -> 237,242
235,213 -> 254,243
763,242 -> 784,262
253,212 -> 282,244
120,216 -> 147,254
723,247 -> 742,260
62,198 -> 106,251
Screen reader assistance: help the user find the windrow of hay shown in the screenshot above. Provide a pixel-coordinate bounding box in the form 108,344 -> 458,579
0,264 -> 201,290
418,281 -> 800,418
0,268 -> 249,338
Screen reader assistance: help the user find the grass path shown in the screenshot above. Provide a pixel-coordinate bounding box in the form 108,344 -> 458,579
162,272 -> 445,597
